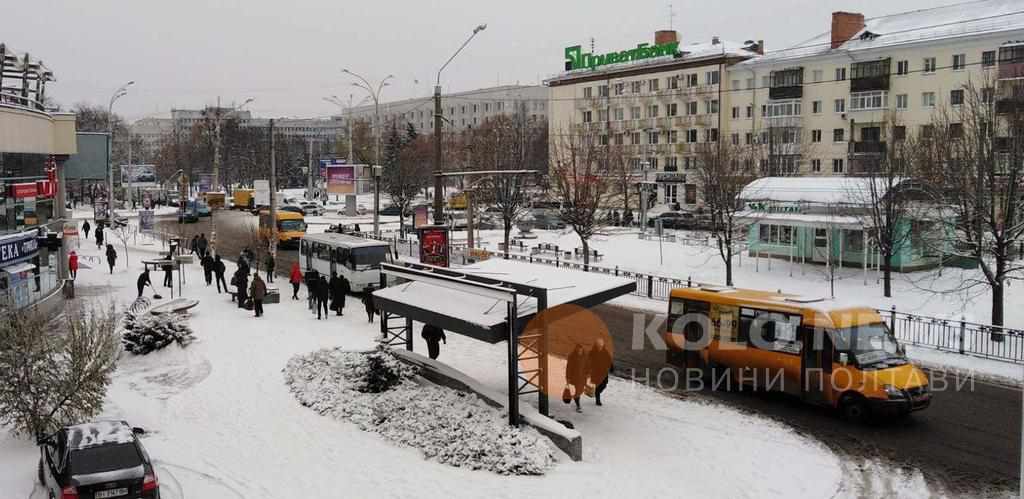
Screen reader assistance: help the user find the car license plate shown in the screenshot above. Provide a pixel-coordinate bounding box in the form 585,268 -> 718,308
94,488 -> 128,498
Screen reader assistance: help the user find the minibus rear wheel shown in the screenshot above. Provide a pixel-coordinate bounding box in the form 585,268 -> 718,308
840,393 -> 869,423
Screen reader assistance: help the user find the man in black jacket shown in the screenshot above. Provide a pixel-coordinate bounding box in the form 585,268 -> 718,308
316,275 -> 330,320
136,269 -> 151,298
213,255 -> 228,293
421,324 -> 447,360
234,267 -> 249,309
201,253 -> 214,286
329,271 -> 349,316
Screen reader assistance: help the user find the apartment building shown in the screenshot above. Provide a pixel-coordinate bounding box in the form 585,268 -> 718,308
728,1 -> 1024,176
546,30 -> 763,206
342,84 -> 548,135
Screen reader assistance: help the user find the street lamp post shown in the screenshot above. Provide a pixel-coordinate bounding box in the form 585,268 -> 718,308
107,81 -> 134,220
433,24 -> 487,226
323,93 -> 370,201
342,70 -> 393,235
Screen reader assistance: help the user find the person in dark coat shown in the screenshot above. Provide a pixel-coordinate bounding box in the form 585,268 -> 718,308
162,259 -> 173,287
234,267 -> 249,309
95,223 -> 104,249
329,271 -> 349,316
421,324 -> 447,360
264,253 -> 275,283
304,269 -> 320,309
105,244 -> 117,274
316,275 -> 330,320
82,220 -> 91,240
362,287 -> 376,323
566,344 -> 588,412
250,273 -> 267,317
136,269 -> 151,298
588,339 -> 613,407
196,233 -> 209,259
189,234 -> 200,256
213,255 -> 228,293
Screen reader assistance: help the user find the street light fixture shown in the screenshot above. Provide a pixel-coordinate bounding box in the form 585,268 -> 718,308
342,69 -> 394,235
433,23 -> 487,226
107,80 -> 134,221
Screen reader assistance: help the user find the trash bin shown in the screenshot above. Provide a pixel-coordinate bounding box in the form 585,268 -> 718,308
62,278 -> 75,299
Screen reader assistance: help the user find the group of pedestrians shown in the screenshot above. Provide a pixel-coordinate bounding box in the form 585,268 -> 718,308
189,233 -> 210,259
303,269 -> 352,320
565,339 -> 614,412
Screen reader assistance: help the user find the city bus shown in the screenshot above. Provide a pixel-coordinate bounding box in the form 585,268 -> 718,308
258,210 -> 306,248
299,233 -> 392,292
663,286 -> 931,421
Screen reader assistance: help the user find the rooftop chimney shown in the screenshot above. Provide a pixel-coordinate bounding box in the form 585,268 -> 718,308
711,35 -> 720,45
655,30 -> 678,45
757,39 -> 764,55
831,11 -> 865,49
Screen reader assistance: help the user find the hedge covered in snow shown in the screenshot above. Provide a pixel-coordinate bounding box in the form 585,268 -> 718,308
121,305 -> 196,355
284,348 -> 556,475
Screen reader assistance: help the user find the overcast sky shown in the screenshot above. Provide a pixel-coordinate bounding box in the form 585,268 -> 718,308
12,0 -> 943,121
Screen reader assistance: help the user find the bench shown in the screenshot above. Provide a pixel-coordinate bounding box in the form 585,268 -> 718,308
573,247 -> 604,261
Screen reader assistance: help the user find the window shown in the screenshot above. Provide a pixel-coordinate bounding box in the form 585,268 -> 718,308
812,100 -> 822,114
597,109 -> 608,121
811,129 -> 822,143
706,128 -> 719,142
893,126 -> 906,141
895,94 -> 908,109
648,130 -> 659,144
951,89 -> 964,106
731,133 -> 740,145
706,100 -> 719,114
923,57 -> 937,73
647,105 -> 659,117
630,106 -> 641,119
669,130 -> 678,143
953,54 -> 966,71
614,108 -> 624,121
920,124 -> 934,139
631,81 -> 642,93
811,159 -> 822,172
832,158 -> 845,173
762,75 -> 770,88
834,98 -> 845,113
686,129 -> 698,143
598,85 -> 609,97
687,101 -> 698,115
649,78 -> 660,92
687,74 -> 699,87
669,76 -> 680,89
599,134 -> 609,145
583,87 -> 592,98
630,132 -> 642,145
706,70 -> 720,85
982,50 -> 996,68
745,105 -> 753,118
833,128 -> 845,142
745,132 -> 753,145
766,100 -> 801,117
614,82 -> 625,95
582,110 -> 592,123
983,87 -> 994,103
949,123 -> 964,138
731,106 -> 740,119
921,91 -> 936,108
835,67 -> 847,81
849,91 -> 888,111
614,133 -> 624,145
745,78 -> 754,89
896,60 -> 909,75
665,157 -> 679,172
730,79 -> 740,90
812,69 -> 823,82
667,103 -> 678,117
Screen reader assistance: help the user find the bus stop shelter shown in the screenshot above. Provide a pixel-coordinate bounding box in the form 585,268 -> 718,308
371,258 -> 636,425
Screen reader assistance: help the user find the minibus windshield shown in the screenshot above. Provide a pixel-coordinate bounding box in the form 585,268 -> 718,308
279,220 -> 306,232
830,323 -> 906,368
352,246 -> 388,270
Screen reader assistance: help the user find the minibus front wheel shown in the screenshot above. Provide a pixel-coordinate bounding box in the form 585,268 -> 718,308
839,393 -> 869,423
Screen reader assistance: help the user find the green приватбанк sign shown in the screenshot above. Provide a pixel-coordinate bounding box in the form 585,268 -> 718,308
565,41 -> 680,71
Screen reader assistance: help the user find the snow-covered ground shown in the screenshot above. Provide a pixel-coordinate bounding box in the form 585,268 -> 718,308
0,220 -> 940,498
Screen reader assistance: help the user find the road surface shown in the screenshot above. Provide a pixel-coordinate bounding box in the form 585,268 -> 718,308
159,210 -> 1021,495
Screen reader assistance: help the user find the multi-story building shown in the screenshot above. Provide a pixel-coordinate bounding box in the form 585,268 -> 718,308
729,2 -> 1024,176
342,84 -> 549,135
545,30 -> 763,206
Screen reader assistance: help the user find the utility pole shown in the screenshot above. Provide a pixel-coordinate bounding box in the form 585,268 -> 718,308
342,69 -> 393,235
107,81 -> 133,220
307,137 -> 315,200
209,97 -> 252,256
269,119 -> 278,260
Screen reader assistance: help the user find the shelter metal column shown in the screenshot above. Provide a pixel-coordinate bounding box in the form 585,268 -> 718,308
380,310 -> 412,351
515,291 -> 549,417
507,292 -> 520,426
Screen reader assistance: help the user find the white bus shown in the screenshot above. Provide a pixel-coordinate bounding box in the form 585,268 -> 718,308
299,233 -> 393,292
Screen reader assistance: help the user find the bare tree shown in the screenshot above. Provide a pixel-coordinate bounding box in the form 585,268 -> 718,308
693,141 -> 758,286
550,130 -> 614,269
0,303 -> 120,437
383,123 -> 430,236
917,78 -> 1024,330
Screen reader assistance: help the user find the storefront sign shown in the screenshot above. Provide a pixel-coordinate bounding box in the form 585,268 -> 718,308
325,165 -> 355,195
745,201 -> 803,214
656,172 -> 687,183
565,41 -> 680,71
11,183 -> 37,199
0,231 -> 40,267
418,226 -> 450,267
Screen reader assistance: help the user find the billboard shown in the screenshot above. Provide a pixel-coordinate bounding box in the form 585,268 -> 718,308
418,226 -> 450,267
413,205 -> 429,228
254,180 -> 270,206
198,173 -> 213,193
139,210 -> 155,232
121,164 -> 158,187
325,165 -> 355,195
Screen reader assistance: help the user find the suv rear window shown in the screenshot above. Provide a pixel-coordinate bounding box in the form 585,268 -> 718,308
69,443 -> 143,476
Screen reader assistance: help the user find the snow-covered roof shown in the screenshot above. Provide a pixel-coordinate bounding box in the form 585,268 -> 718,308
735,210 -> 867,229
746,0 -> 1024,64
739,176 -> 902,204
303,232 -> 389,249
66,421 -> 135,450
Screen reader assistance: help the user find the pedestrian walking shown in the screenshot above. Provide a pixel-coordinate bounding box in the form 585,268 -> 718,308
68,250 -> 79,279
189,235 -> 200,256
95,223 -> 104,249
289,262 -> 302,300
82,220 -> 91,240
234,267 -> 249,309
213,255 -> 228,293
162,259 -> 173,288
105,244 -> 117,274
566,343 -> 588,412
196,233 -> 209,259
362,287 -> 376,323
316,275 -> 330,320
264,253 -> 275,283
304,269 -> 320,310
136,269 -> 151,298
588,339 -> 613,407
421,324 -> 447,360
201,253 -> 214,286
329,271 -> 349,316
250,273 -> 267,317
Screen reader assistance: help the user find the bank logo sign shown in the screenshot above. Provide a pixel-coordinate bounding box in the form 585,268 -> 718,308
564,41 -> 680,71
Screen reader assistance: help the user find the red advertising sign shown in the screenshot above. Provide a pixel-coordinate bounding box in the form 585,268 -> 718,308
325,165 -> 355,195
11,183 -> 37,198
418,226 -> 450,267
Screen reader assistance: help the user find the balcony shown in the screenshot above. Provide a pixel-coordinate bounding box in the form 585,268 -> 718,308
656,117 -> 673,128
850,75 -> 890,92
849,141 -> 887,155
850,58 -> 891,92
996,97 -> 1024,114
769,86 -> 802,100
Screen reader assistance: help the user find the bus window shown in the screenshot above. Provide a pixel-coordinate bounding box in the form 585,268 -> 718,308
710,304 -> 739,342
334,247 -> 351,268
352,246 -> 388,270
300,240 -> 307,256
279,219 -> 306,232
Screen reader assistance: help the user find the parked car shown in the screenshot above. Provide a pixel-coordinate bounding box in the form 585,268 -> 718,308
379,205 -> 409,216
195,200 -> 211,217
529,211 -> 566,230
299,201 -> 325,216
279,205 -> 306,216
38,421 -> 161,498
647,211 -> 696,230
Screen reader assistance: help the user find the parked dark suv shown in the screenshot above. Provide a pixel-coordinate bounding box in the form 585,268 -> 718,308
38,421 -> 160,499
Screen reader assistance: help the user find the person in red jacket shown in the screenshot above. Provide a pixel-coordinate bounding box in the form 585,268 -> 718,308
68,251 -> 79,279
289,262 -> 303,300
